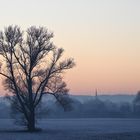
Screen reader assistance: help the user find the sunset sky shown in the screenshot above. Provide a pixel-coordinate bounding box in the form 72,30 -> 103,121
0,0 -> 140,95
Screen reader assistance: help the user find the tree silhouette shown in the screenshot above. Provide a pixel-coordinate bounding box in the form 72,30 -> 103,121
0,25 -> 75,131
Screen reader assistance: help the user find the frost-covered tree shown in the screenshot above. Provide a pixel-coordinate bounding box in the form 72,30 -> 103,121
0,25 -> 75,131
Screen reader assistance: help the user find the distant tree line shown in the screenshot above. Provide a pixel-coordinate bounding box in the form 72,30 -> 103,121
1,92 -> 140,119
40,92 -> 140,118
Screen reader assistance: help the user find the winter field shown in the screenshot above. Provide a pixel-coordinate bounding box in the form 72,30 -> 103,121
0,118 -> 140,140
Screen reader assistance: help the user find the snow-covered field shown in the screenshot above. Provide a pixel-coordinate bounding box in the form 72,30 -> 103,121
0,118 -> 140,140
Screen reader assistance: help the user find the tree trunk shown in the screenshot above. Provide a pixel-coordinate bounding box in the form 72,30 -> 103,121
27,109 -> 36,132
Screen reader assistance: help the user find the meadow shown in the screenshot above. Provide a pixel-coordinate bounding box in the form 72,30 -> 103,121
0,118 -> 140,140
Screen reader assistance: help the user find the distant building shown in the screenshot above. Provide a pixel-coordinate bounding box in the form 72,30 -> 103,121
95,89 -> 98,99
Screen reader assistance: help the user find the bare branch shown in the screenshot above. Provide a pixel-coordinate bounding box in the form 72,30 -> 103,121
0,25 -> 75,131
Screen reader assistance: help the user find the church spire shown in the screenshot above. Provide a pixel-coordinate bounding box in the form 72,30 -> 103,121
95,89 -> 98,98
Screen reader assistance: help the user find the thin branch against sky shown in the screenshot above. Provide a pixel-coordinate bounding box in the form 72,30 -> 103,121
0,0 -> 140,94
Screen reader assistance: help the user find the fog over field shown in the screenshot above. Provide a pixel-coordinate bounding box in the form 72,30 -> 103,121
0,92 -> 139,139
0,94 -> 139,119
0,93 -> 139,139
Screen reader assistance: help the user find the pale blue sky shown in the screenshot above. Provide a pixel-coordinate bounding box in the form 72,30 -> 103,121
0,0 -> 140,94
0,0 -> 139,28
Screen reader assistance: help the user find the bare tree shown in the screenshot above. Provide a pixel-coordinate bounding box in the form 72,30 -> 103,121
0,25 -> 75,131
133,91 -> 140,115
